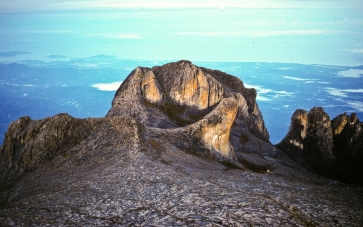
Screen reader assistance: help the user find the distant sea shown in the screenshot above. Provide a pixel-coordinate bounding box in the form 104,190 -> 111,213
1,55 -> 362,144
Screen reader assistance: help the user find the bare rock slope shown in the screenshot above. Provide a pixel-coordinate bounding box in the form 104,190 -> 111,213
0,61 -> 363,226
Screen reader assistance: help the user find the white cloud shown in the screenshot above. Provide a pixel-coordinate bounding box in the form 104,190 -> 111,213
251,30 -> 352,37
256,96 -> 272,102
283,76 -> 319,81
344,89 -> 363,93
322,104 -> 337,108
313,65 -> 345,70
347,101 -> 363,112
232,20 -> 288,26
244,83 -> 293,102
91,81 -> 123,91
341,48 -> 363,54
89,33 -> 141,39
325,88 -> 348,97
292,18 -> 363,26
337,69 -> 363,78
351,49 -> 363,53
72,63 -> 100,68
177,30 -> 352,37
64,101 -> 79,107
7,83 -> 35,87
244,83 -> 271,94
325,87 -> 363,98
274,90 -> 294,97
283,76 -> 323,84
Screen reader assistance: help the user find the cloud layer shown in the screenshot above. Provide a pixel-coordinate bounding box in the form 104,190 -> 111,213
325,87 -> 363,98
90,33 -> 141,39
177,30 -> 350,37
347,101 -> 363,112
244,83 -> 294,102
91,82 -> 123,91
337,69 -> 363,78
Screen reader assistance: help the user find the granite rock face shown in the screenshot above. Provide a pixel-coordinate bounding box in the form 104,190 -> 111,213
0,60 -> 293,184
107,60 -> 283,170
1,113 -> 362,226
107,60 -> 268,138
0,114 -> 146,183
0,114 -> 95,182
1,61 -> 363,226
277,107 -> 363,184
304,107 -> 335,176
331,112 -> 363,184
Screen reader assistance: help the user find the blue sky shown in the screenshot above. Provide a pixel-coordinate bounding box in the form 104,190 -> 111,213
1,0 -> 363,65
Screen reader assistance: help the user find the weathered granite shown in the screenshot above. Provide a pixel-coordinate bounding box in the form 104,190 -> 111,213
1,115 -> 362,226
277,107 -> 363,185
107,60 -> 279,170
331,112 -> 363,184
1,61 -> 363,226
0,113 -> 98,182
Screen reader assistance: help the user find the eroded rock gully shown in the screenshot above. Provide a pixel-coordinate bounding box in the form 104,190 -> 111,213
0,60 -> 362,226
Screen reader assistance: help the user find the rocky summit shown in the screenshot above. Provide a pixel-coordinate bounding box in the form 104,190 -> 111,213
0,60 -> 362,226
277,107 -> 363,185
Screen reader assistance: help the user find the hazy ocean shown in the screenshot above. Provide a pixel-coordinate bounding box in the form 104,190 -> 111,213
1,56 -> 362,144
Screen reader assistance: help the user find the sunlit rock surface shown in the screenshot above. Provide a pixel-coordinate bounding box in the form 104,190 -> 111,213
140,70 -> 163,104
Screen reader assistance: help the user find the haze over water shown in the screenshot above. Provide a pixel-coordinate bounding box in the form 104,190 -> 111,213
1,0 -> 363,65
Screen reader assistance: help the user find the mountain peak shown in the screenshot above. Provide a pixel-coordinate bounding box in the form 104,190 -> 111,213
106,60 -> 278,168
1,61 -> 363,225
277,107 -> 363,184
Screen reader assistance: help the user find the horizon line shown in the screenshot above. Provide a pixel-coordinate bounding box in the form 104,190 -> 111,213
1,55 -> 362,68
1,0 -> 362,13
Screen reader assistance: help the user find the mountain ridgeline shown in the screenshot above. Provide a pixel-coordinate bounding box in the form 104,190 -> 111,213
0,60 -> 362,185
277,108 -> 363,184
1,60 -> 363,226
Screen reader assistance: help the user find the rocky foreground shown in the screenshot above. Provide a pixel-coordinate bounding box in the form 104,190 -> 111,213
0,60 -> 363,226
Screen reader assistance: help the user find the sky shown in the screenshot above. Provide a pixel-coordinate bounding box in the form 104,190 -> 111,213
1,0 -> 363,65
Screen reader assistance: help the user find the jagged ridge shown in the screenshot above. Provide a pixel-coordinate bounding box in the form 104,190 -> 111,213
106,60 -> 293,171
277,107 -> 363,184
1,60 -> 300,182
1,61 -> 363,226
